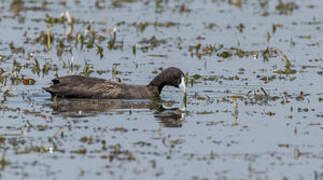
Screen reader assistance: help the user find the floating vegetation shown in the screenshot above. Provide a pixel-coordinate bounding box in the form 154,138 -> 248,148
196,111 -> 213,115
9,43 -> 25,54
269,47 -> 296,75
244,87 -> 279,105
188,44 -> 223,58
126,21 -> 181,32
10,0 -> 24,14
138,36 -> 167,52
189,45 -> 296,75
217,51 -> 233,58
236,23 -> 245,33
272,24 -> 283,33
0,155 -> 11,171
296,91 -> 309,101
189,44 -> 277,60
112,0 -> 139,7
34,31 -> 54,47
228,0 -> 242,8
191,74 -> 202,80
177,3 -> 191,13
22,78 -> 36,85
276,0 -> 299,15
31,58 -> 41,76
45,12 -> 73,25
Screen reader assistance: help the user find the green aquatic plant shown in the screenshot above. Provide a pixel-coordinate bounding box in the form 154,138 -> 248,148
10,0 -> 24,15
236,23 -> 244,33
276,0 -> 299,15
34,31 -> 54,47
0,155 -> 10,171
178,3 -> 191,13
138,36 -> 167,51
112,0 -> 138,7
47,29 -> 51,49
108,28 -> 117,49
182,91 -> 187,110
126,21 -> 181,33
31,58 -> 41,76
9,43 -> 25,54
82,64 -> 93,77
132,44 -> 136,56
191,74 -> 202,80
189,44 -> 223,58
217,51 -> 233,58
228,0 -> 242,8
269,47 -> 296,75
96,44 -> 104,59
233,97 -> 238,125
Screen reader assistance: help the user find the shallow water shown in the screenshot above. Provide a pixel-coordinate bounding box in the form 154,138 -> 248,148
0,0 -> 323,179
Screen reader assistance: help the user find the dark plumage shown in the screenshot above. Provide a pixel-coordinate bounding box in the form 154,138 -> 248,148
43,67 -> 186,99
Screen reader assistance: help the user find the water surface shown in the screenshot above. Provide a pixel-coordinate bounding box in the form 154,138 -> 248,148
0,0 -> 323,179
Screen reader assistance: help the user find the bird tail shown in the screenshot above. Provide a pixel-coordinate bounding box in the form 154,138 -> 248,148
43,87 -> 55,96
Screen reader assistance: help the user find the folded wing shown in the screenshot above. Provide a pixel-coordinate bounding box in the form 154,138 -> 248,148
43,75 -> 122,98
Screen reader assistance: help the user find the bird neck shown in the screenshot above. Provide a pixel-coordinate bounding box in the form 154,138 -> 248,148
148,73 -> 166,94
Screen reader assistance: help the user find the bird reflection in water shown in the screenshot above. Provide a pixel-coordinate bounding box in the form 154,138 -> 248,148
46,98 -> 186,128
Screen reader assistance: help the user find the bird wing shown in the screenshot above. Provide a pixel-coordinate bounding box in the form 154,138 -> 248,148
44,76 -> 123,98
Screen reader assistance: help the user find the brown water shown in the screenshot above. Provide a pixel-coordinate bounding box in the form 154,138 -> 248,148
0,0 -> 323,179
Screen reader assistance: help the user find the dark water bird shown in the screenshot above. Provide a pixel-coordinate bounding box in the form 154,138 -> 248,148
43,67 -> 186,99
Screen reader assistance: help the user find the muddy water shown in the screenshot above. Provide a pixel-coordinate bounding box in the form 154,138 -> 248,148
0,0 -> 323,179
